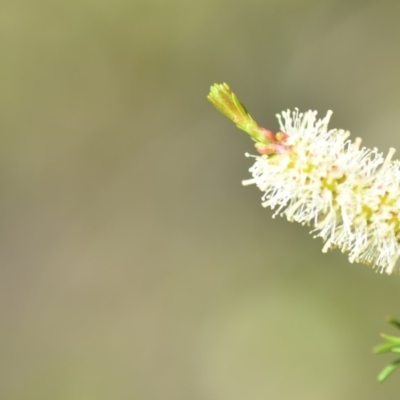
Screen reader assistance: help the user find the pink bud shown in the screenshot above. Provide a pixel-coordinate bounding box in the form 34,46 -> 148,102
259,128 -> 275,142
255,142 -> 274,155
275,131 -> 289,143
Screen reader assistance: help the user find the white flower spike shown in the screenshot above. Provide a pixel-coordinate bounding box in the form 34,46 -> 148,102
208,83 -> 400,274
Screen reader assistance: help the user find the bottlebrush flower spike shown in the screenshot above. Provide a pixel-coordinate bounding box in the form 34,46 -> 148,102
208,83 -> 400,274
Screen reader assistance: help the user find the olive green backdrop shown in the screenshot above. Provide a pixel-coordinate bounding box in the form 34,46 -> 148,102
2,0 -> 400,399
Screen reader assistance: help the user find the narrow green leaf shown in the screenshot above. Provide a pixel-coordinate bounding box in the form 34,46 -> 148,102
373,342 -> 398,354
380,333 -> 400,345
377,359 -> 400,383
386,316 -> 400,331
390,347 -> 400,353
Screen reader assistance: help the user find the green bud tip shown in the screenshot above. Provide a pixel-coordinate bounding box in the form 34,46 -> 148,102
207,83 -> 290,155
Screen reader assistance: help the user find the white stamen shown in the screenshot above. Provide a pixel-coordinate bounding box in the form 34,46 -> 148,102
242,179 -> 256,186
380,147 -> 396,174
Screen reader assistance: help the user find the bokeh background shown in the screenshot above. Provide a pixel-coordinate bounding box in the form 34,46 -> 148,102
2,0 -> 400,399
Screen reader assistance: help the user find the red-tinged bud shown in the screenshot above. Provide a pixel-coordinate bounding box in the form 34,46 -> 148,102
255,142 -> 275,155
259,127 -> 275,142
275,131 -> 289,143
255,141 -> 291,155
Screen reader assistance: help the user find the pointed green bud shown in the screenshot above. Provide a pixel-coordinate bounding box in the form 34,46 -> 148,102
207,82 -> 293,158
207,83 -> 267,142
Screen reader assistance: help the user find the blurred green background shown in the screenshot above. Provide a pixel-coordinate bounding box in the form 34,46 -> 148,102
2,0 -> 400,399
